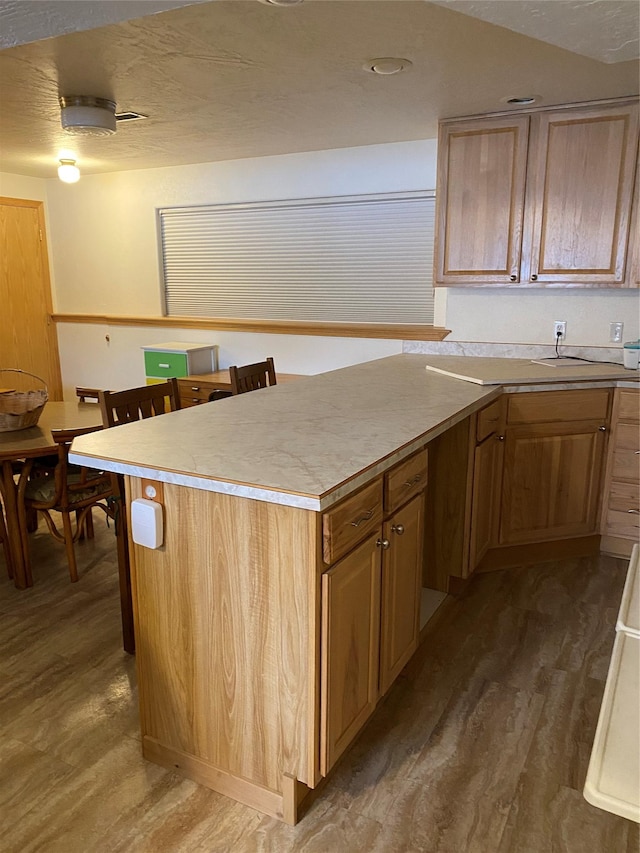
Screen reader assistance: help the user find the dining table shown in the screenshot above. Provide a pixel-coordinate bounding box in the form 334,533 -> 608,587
0,401 -> 103,590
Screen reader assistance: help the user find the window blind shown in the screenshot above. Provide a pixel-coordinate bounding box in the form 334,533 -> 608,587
159,191 -> 435,324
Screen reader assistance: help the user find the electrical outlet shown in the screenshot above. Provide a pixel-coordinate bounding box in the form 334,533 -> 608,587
610,321 -> 624,343
554,321 -> 567,339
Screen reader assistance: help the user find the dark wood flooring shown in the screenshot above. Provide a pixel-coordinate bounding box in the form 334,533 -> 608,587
0,519 -> 637,852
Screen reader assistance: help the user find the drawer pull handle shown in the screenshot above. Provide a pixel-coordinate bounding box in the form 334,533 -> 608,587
376,538 -> 390,550
191,386 -> 200,391
627,509 -> 640,515
158,363 -> 170,368
403,473 -> 424,488
351,509 -> 374,527
391,524 -> 405,535
635,451 -> 640,455
598,426 -> 607,432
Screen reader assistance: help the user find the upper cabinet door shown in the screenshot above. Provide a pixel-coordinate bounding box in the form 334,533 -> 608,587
435,115 -> 530,285
524,103 -> 639,285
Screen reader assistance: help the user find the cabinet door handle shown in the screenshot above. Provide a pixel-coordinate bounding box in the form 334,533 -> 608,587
403,473 -> 424,488
598,426 -> 607,432
376,538 -> 391,550
509,274 -> 517,282
391,524 -> 405,535
627,509 -> 640,515
530,274 -> 538,281
497,435 -> 505,441
351,508 -> 374,527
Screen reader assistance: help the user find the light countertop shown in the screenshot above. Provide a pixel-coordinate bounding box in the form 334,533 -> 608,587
70,353 -> 637,510
424,355 -> 638,386
70,355 -> 497,510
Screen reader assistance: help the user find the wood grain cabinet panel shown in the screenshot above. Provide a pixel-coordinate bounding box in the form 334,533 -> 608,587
384,449 -> 427,514
320,533 -> 381,776
468,431 -> 503,572
435,116 -> 530,284
601,388 -> 640,553
525,103 -> 639,285
379,494 -> 424,695
500,422 -> 607,545
435,98 -> 639,288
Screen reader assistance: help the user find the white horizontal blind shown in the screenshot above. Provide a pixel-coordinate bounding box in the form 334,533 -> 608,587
159,191 -> 435,324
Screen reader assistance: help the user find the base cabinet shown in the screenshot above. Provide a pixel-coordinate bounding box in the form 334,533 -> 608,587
320,453 -> 427,776
320,533 -> 381,776
499,422 -> 607,544
380,495 -> 424,695
468,430 -> 503,570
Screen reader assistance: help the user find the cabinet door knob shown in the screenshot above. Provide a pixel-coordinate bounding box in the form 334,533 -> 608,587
391,524 -> 405,535
598,426 -> 607,432
509,274 -> 517,282
530,274 -> 538,281
376,538 -> 391,550
497,435 -> 505,441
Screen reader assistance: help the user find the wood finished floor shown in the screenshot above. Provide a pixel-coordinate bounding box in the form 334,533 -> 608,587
1,520 -> 638,853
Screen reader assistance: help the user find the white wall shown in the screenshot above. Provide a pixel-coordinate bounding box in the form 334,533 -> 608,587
4,136 -> 639,399
46,140 -> 437,396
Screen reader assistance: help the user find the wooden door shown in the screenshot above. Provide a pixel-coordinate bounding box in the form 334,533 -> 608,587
320,533 -> 381,776
379,494 -> 423,695
435,115 -> 530,284
468,433 -> 503,573
499,422 -> 607,545
0,198 -> 62,398
524,103 -> 639,285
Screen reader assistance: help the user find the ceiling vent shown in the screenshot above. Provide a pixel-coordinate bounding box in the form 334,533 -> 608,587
115,110 -> 148,123
59,95 -> 117,136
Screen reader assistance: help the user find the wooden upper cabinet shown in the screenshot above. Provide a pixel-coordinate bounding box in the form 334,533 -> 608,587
524,103 -> 639,285
435,115 -> 530,284
435,99 -> 639,288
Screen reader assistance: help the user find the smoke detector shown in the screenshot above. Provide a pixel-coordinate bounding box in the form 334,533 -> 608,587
59,95 -> 117,136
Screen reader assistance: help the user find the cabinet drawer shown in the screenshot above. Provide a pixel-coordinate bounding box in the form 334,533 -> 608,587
144,350 -> 189,378
608,481 -> 640,513
618,390 -> 639,423
384,450 -> 428,514
507,389 -> 610,425
177,380 -> 213,403
604,508 -> 640,539
612,424 -> 640,482
476,399 -> 503,443
322,479 -> 383,565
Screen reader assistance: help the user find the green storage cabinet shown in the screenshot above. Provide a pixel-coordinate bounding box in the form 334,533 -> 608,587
142,342 -> 218,384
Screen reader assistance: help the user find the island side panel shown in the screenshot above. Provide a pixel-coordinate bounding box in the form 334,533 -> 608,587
127,477 -> 319,795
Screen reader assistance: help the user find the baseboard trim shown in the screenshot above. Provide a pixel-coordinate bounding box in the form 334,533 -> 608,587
600,534 -> 637,559
474,535 -> 601,573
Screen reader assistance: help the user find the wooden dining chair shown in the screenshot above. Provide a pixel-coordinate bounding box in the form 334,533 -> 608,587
98,378 -> 181,427
229,357 -> 277,395
97,379 -> 181,654
19,425 -> 115,583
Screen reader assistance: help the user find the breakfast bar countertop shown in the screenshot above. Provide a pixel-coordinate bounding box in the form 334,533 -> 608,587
70,353 -> 638,511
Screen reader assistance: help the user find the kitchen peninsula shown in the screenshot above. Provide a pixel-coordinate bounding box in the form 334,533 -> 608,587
70,354 -> 638,824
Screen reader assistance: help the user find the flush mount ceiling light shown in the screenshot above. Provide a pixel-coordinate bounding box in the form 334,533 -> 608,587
59,95 -> 117,136
364,57 -> 412,75
57,158 -> 80,183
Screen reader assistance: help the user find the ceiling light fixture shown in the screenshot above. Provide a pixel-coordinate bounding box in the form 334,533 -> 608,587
58,158 -> 80,183
59,95 -> 117,136
364,57 -> 412,75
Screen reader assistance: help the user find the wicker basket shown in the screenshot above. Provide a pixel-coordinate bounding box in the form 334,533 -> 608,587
0,369 -> 49,432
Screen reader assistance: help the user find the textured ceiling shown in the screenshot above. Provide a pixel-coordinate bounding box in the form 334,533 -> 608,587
0,0 -> 637,178
433,0 -> 640,64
